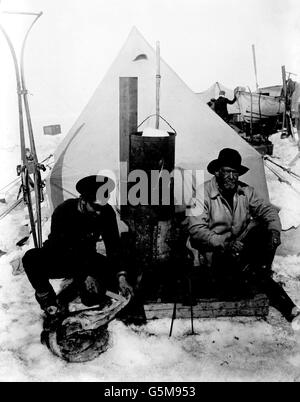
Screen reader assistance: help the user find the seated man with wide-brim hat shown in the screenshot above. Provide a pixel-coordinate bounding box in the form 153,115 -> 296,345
185,148 -> 300,329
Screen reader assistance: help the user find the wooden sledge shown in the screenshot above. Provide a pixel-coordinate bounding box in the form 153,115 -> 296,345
138,259 -> 269,324
144,293 -> 269,320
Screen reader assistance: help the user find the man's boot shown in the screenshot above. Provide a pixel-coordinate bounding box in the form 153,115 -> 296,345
35,289 -> 60,317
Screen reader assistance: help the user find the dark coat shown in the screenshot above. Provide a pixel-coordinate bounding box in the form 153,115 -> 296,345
45,198 -> 121,273
214,95 -> 237,120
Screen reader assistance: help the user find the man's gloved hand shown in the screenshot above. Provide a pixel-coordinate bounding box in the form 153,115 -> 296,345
117,273 -> 134,298
267,229 -> 281,251
225,240 -> 244,257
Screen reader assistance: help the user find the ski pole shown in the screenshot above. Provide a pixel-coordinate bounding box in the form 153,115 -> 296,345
188,274 -> 195,335
169,301 -> 177,337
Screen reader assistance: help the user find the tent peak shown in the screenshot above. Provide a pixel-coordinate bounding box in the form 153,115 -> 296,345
128,26 -> 144,39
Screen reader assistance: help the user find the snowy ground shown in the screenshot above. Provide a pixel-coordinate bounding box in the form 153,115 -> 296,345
1,132 -> 300,382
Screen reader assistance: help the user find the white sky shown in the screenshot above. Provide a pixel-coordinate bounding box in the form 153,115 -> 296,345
0,0 -> 300,148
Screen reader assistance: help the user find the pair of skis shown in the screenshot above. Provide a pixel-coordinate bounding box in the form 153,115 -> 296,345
0,12 -> 44,248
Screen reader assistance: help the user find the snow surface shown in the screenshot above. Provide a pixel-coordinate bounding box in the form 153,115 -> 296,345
1,132 -> 300,382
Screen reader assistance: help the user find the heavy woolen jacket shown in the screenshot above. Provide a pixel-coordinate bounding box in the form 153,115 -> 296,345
45,199 -> 121,268
186,177 -> 281,252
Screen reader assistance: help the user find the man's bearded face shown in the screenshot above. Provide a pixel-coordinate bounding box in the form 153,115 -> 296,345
216,166 -> 239,192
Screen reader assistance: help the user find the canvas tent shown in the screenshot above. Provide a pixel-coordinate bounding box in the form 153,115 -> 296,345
47,27 -> 269,215
195,82 -> 240,114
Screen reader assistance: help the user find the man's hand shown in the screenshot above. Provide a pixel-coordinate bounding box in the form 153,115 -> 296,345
210,232 -> 232,251
118,274 -> 134,298
225,240 -> 244,257
267,229 -> 281,251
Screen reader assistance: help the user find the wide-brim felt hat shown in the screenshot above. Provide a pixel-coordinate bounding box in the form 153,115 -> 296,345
207,148 -> 249,176
76,175 -> 115,201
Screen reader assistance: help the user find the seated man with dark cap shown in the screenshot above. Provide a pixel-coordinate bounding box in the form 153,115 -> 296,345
23,175 -> 133,316
185,148 -> 300,329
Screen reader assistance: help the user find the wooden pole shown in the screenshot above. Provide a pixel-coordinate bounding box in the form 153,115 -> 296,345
247,86 -> 253,136
156,41 -> 161,129
119,77 -> 138,162
252,44 -> 259,92
119,77 -> 138,218
282,65 -> 287,130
